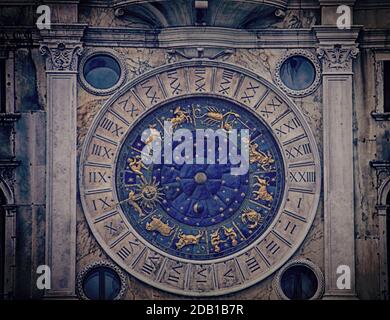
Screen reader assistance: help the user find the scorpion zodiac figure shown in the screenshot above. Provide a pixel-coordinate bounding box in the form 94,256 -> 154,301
194,106 -> 240,132
252,176 -> 273,202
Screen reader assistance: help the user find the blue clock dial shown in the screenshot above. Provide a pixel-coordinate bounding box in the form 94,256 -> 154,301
116,96 -> 285,260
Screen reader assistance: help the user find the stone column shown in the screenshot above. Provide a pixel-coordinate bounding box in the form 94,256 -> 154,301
40,27 -> 84,298
315,27 -> 360,298
2,205 -> 16,299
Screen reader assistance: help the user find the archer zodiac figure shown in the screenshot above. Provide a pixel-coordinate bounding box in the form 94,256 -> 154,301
253,176 -> 273,202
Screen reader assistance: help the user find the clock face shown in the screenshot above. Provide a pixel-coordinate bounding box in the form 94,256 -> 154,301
79,61 -> 321,296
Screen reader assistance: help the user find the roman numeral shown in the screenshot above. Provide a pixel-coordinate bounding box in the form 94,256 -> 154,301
117,97 -> 140,117
116,239 -> 140,260
219,70 -> 234,95
99,117 -> 123,137
289,171 -> 316,183
223,268 -> 234,280
91,143 -> 112,159
89,171 -> 108,183
284,221 -> 297,235
195,68 -> 206,92
286,143 -> 312,159
104,221 -> 118,235
167,70 -> 182,95
258,97 -> 282,118
195,267 -> 208,283
167,264 -> 183,284
141,256 -> 160,275
141,80 -> 160,104
92,197 -> 111,211
241,82 -> 260,103
265,241 -> 280,255
275,117 -> 301,137
245,256 -> 261,273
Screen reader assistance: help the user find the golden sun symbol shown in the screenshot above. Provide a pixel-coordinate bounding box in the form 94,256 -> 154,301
135,177 -> 164,211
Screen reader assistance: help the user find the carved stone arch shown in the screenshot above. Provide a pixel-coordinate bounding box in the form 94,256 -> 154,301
379,177 -> 390,206
0,177 -> 13,205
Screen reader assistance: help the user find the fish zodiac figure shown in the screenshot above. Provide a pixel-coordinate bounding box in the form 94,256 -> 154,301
249,143 -> 275,170
253,176 -> 273,202
176,230 -> 203,249
128,155 -> 147,177
146,216 -> 173,236
241,208 -> 263,229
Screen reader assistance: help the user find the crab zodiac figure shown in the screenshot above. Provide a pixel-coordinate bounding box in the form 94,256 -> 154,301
241,208 -> 263,229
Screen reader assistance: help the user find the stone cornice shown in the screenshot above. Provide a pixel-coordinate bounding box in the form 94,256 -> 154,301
359,29 -> 390,49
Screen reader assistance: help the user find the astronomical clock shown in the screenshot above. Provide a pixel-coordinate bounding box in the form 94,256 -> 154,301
79,61 -> 321,296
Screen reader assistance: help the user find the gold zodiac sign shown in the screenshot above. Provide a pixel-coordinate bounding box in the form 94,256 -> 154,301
146,216 -> 173,236
127,155 -> 147,177
194,107 -> 240,132
176,230 -> 203,250
222,226 -> 238,247
210,226 -> 238,252
127,190 -> 145,217
168,106 -> 193,130
241,208 -> 263,229
136,177 -> 164,211
249,143 -> 275,170
253,176 -> 273,202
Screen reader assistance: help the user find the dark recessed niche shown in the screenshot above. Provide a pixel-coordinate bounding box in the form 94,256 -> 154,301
280,264 -> 319,300
83,54 -> 121,90
280,56 -> 316,91
82,266 -> 122,300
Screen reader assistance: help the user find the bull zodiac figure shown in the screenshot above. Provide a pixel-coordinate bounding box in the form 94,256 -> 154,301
146,216 -> 173,236
249,143 -> 275,171
194,106 -> 240,132
253,176 -> 273,202
176,230 -> 203,250
241,208 -> 263,229
167,106 -> 193,130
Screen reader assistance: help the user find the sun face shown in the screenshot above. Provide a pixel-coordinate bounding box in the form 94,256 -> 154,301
135,177 -> 164,210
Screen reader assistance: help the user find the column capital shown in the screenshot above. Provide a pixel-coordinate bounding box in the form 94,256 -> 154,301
39,24 -> 86,72
314,26 -> 361,73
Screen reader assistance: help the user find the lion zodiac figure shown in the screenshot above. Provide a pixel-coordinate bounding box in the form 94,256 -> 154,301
146,216 -> 173,237
241,208 -> 263,229
176,230 -> 203,250
252,176 -> 273,202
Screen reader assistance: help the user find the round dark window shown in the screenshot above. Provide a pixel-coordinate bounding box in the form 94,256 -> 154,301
83,55 -> 121,90
280,265 -> 319,300
82,267 -> 122,300
280,56 -> 316,91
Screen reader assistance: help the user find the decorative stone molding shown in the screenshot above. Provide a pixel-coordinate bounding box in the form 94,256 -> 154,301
317,45 -> 359,73
370,161 -> 390,204
40,42 -> 83,72
273,259 -> 325,300
78,48 -> 127,96
167,47 -> 234,61
274,49 -> 322,97
76,261 -> 127,300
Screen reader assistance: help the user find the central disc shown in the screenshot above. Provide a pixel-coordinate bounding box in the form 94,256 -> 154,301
116,96 -> 285,260
194,172 -> 207,184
